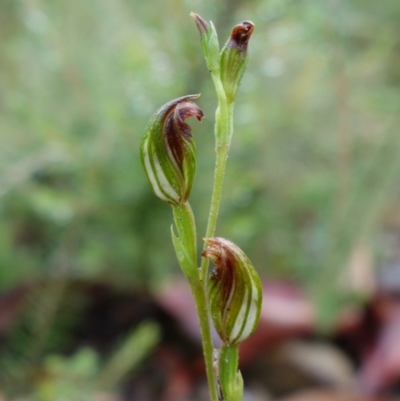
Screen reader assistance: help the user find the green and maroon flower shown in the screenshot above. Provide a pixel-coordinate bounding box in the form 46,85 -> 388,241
140,95 -> 203,205
203,237 -> 262,345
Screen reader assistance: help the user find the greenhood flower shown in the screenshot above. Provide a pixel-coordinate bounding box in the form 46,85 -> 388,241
140,95 -> 203,206
220,21 -> 254,103
202,237 -> 262,345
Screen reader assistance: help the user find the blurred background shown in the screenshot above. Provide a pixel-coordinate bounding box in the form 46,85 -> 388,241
1,0 -> 400,400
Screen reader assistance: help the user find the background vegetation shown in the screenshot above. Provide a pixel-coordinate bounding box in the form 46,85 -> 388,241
1,0 -> 400,399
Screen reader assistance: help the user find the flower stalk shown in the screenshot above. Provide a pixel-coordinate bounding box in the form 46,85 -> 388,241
218,344 -> 243,401
140,12 -> 259,401
198,19 -> 254,283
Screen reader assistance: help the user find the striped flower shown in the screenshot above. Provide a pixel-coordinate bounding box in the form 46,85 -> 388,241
203,237 -> 262,345
140,95 -> 203,205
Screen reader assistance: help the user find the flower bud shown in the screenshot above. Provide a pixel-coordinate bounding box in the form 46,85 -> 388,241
220,21 -> 254,103
202,237 -> 262,345
140,95 -> 203,205
190,13 -> 220,74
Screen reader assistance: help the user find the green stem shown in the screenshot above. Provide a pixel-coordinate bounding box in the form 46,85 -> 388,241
201,143 -> 229,284
173,68 -> 235,401
219,344 -> 243,401
172,202 -> 219,401
201,72 -> 235,284
190,279 -> 219,401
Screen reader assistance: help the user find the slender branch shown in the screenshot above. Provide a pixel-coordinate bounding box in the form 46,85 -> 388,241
219,344 -> 243,401
201,72 -> 234,284
190,279 -> 219,401
200,143 -> 229,283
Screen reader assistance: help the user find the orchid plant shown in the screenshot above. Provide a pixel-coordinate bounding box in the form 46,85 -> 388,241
140,13 -> 262,401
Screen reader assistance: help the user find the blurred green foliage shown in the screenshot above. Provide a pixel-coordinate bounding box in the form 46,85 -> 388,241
31,322 -> 159,401
1,0 -> 400,354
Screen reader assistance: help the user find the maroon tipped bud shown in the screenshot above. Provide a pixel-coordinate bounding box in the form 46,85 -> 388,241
220,21 -> 254,102
228,21 -> 254,52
